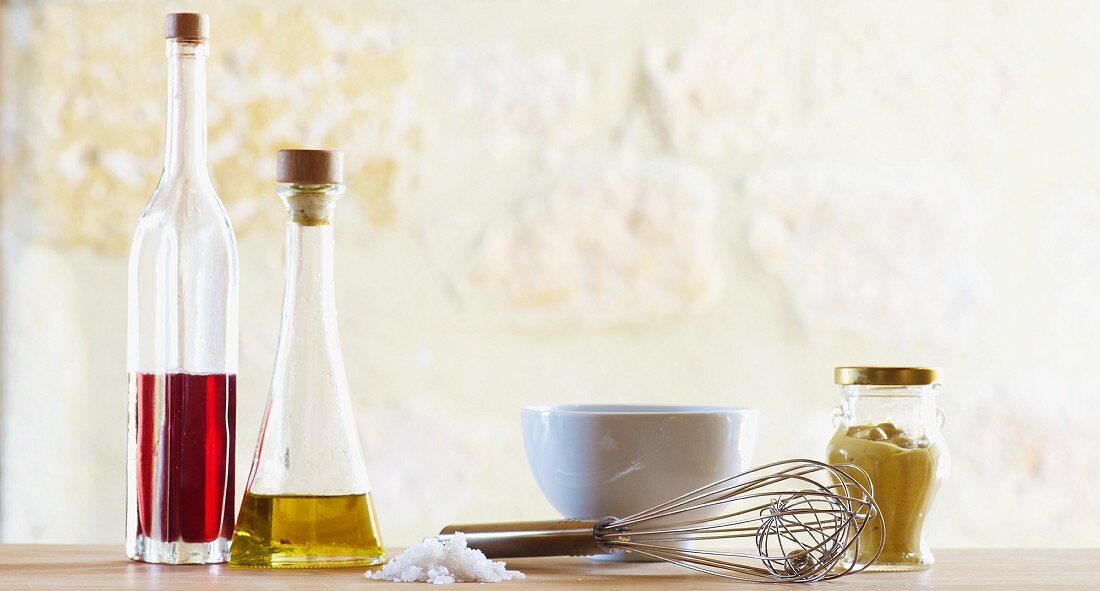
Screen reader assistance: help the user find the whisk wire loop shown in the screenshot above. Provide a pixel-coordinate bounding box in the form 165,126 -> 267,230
593,459 -> 884,582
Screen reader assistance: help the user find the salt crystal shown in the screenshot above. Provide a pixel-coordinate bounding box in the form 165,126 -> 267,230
369,532 -> 525,584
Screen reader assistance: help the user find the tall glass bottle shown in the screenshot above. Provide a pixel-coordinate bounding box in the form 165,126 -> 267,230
230,150 -> 384,568
126,13 -> 238,564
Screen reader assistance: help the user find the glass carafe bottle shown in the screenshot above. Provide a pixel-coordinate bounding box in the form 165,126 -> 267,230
826,367 -> 950,571
126,13 -> 238,564
230,150 -> 384,568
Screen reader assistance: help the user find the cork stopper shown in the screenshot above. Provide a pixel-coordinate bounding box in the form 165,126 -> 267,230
277,150 -> 344,185
165,13 -> 209,40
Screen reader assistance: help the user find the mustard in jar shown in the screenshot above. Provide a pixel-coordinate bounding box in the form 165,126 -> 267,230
827,367 -> 950,571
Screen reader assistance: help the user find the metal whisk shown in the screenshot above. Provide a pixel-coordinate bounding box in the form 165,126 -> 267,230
438,459 -> 883,583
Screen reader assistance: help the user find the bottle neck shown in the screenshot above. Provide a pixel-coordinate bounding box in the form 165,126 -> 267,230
278,185 -> 345,334
162,40 -> 210,181
282,221 -> 338,330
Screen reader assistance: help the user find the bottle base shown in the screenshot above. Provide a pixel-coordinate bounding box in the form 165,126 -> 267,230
230,549 -> 385,569
860,562 -> 933,572
229,491 -> 385,569
127,535 -> 230,564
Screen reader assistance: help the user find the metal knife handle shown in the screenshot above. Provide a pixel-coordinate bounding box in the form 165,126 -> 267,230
438,519 -> 607,558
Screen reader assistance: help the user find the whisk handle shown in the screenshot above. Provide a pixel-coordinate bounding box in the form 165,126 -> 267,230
438,519 -> 607,558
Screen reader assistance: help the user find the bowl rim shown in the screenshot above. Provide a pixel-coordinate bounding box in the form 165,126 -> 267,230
522,404 -> 758,415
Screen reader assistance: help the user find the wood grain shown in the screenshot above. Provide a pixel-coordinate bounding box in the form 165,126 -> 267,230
0,546 -> 1095,590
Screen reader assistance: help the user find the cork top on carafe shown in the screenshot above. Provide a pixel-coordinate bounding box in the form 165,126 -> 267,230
165,13 -> 209,40
277,149 -> 344,185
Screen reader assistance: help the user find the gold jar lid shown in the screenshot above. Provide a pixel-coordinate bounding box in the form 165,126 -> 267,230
834,366 -> 940,386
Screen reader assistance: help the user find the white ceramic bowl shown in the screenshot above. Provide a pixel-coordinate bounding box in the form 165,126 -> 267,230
521,404 -> 759,533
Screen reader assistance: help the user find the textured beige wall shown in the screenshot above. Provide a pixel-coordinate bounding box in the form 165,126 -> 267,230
2,0 -> 1100,548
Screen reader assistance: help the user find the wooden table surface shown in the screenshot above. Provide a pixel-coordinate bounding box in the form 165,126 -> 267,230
0,546 -> 1095,590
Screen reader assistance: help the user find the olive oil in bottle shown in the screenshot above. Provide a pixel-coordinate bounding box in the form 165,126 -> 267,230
230,492 -> 383,568
230,151 -> 384,568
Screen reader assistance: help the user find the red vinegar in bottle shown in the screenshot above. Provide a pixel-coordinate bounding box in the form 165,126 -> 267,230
126,13 -> 238,564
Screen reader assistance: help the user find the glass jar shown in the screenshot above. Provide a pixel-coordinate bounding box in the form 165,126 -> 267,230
826,367 -> 950,572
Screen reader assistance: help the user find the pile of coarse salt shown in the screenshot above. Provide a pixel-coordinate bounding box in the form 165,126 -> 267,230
370,532 -> 525,584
